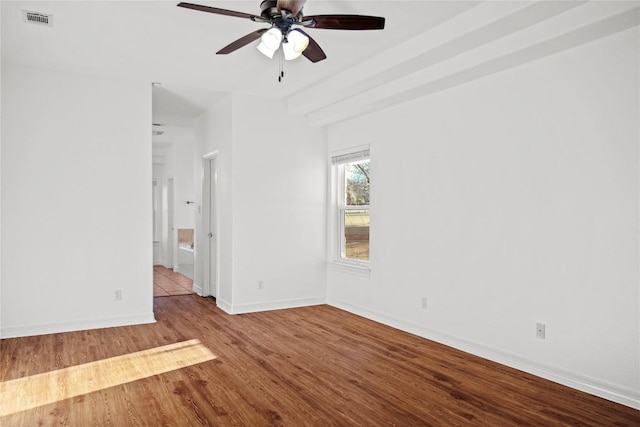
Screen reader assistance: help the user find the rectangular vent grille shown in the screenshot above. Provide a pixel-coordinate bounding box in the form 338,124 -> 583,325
23,10 -> 52,26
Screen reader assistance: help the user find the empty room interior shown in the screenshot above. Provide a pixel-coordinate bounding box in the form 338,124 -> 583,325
1,0 -> 639,425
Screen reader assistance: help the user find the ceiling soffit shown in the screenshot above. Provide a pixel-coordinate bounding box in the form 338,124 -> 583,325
288,1 -> 640,126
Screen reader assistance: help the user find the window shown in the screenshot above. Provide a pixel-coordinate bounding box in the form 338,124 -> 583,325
332,149 -> 370,264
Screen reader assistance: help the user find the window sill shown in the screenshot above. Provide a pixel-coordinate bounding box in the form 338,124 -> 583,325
327,261 -> 371,278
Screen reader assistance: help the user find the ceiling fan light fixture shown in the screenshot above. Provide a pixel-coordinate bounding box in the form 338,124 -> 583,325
262,27 -> 283,47
257,27 -> 282,58
257,41 -> 277,58
283,29 -> 309,60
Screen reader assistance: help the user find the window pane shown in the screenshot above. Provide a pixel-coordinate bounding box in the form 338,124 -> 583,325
344,209 -> 369,261
345,161 -> 369,206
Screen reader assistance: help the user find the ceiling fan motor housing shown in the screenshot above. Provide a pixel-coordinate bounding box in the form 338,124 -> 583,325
260,1 -> 280,19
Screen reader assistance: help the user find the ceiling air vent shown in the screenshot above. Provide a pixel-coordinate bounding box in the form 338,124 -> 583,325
23,10 -> 53,27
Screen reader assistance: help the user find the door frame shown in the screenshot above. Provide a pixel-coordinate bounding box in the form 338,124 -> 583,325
201,151 -> 219,298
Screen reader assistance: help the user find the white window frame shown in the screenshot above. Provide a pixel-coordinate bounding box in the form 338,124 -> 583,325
328,147 -> 371,276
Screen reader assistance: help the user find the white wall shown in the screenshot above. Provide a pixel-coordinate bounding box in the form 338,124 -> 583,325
194,95 -> 234,303
1,64 -> 154,337
168,139 -> 196,275
152,163 -> 164,265
193,94 -> 326,312
230,94 -> 327,312
174,140 -> 196,230
327,29 -> 639,408
161,144 -> 176,269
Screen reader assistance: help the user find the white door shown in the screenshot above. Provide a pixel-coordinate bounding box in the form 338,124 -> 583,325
203,156 -> 218,298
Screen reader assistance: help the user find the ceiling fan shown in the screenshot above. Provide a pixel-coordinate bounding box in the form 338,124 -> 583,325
177,1 -> 385,63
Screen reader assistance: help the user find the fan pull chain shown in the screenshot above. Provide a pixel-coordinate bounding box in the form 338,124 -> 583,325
278,48 -> 285,82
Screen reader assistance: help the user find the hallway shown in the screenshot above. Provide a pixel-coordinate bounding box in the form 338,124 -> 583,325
153,265 -> 194,297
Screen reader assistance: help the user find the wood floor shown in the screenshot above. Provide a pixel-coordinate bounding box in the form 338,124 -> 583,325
1,296 -> 638,426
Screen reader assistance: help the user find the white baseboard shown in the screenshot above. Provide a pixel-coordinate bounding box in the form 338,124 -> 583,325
225,296 -> 326,315
328,298 -> 640,410
193,283 -> 203,295
0,313 -> 156,339
216,298 -> 233,314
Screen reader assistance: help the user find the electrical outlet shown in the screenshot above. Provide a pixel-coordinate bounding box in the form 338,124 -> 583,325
115,290 -> 122,301
421,297 -> 428,310
536,323 -> 545,339
258,280 -> 264,290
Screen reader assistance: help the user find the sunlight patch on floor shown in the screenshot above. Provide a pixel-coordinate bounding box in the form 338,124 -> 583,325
0,339 -> 216,416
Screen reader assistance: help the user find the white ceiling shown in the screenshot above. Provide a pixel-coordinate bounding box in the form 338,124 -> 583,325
1,1 -> 476,119
2,1 -> 639,126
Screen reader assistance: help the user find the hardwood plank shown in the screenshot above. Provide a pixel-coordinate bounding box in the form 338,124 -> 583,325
0,339 -> 216,417
1,296 -> 638,426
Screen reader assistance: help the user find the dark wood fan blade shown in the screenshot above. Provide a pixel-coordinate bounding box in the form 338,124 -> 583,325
303,15 -> 385,30
277,0 -> 306,16
298,30 -> 326,63
177,2 -> 259,20
217,29 -> 268,54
